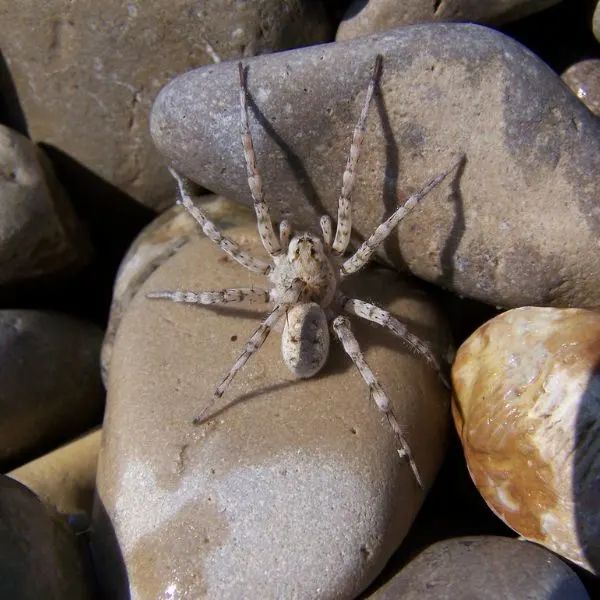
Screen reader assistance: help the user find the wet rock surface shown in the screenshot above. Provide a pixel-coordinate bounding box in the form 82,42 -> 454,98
452,307 -> 600,574
94,224 -> 452,599
151,24 -> 600,309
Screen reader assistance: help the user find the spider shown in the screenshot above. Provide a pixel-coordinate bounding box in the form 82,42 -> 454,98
148,55 -> 458,487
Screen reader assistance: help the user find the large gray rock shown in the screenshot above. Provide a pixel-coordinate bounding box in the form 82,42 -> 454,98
0,475 -> 96,599
0,310 -> 104,470
336,0 -> 563,40
151,24 -> 600,309
0,0 -> 331,210
94,224 -> 452,599
0,125 -> 88,285
367,536 -> 589,599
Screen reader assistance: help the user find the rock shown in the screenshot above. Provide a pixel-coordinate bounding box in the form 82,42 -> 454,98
0,475 -> 97,599
452,307 -> 600,573
94,224 -> 452,599
367,536 -> 590,599
562,59 -> 600,117
336,0 -> 562,40
594,1 -> 600,42
0,1 -> 332,211
8,428 -> 101,517
151,24 -> 600,309
0,125 -> 88,285
0,310 -> 104,470
101,194 -> 254,384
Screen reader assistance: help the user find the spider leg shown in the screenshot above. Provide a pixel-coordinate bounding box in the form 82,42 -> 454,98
169,168 -> 272,276
338,293 -> 450,388
331,314 -> 423,488
194,278 -> 305,424
279,220 -> 292,251
146,287 -> 271,305
340,159 -> 461,278
331,55 -> 382,256
238,62 -> 282,258
320,215 -> 333,250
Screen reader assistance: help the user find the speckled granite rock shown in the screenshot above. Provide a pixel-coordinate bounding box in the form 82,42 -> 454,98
0,310 -> 104,470
9,429 -> 101,517
0,125 -> 88,285
336,0 -> 562,40
0,475 -> 96,599
452,307 -> 600,574
101,194 -> 254,384
367,536 -> 589,599
593,1 -> 600,42
562,59 -> 600,117
94,224 -> 452,599
0,0 -> 331,209
151,24 -> 600,309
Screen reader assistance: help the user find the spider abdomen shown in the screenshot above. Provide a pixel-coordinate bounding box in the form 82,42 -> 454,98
282,302 -> 330,379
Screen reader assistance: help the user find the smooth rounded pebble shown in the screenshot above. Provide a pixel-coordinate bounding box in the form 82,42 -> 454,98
101,194 -> 254,384
562,59 -> 600,117
0,1 -> 331,209
594,1 -> 600,43
0,125 -> 88,285
452,307 -> 600,573
9,428 -> 101,517
0,475 -> 96,599
94,224 -> 452,600
151,24 -> 600,309
0,310 -> 104,470
366,536 -> 590,599
336,0 -> 562,40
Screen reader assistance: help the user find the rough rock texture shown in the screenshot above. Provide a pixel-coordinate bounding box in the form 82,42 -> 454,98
0,125 -> 88,285
151,24 -> 600,309
562,59 -> 600,117
452,307 -> 600,574
101,195 -> 254,384
0,0 -> 332,210
336,0 -> 562,40
94,224 -> 452,600
9,429 -> 101,517
0,475 -> 96,599
367,536 -> 590,599
0,310 -> 104,470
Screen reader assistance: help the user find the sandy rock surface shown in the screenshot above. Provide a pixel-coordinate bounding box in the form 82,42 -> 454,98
0,0 -> 331,209
94,224 -> 452,599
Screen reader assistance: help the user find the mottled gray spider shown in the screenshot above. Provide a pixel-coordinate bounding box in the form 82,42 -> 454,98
148,56 -> 457,487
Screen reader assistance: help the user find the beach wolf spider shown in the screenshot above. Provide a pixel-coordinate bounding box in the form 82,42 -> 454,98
148,55 -> 457,487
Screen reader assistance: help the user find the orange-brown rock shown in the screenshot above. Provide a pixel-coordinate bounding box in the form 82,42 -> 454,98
452,307 -> 600,573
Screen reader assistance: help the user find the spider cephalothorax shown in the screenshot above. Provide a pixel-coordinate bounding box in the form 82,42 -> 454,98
148,56 -> 459,487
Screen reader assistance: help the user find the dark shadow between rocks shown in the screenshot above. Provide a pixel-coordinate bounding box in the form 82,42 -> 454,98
574,357 -> 600,584
0,50 -> 28,136
37,145 -> 155,325
91,493 -> 130,600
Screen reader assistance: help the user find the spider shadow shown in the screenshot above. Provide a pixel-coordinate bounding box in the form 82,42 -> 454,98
0,49 -> 28,135
245,75 -> 327,225
372,66 -> 468,286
